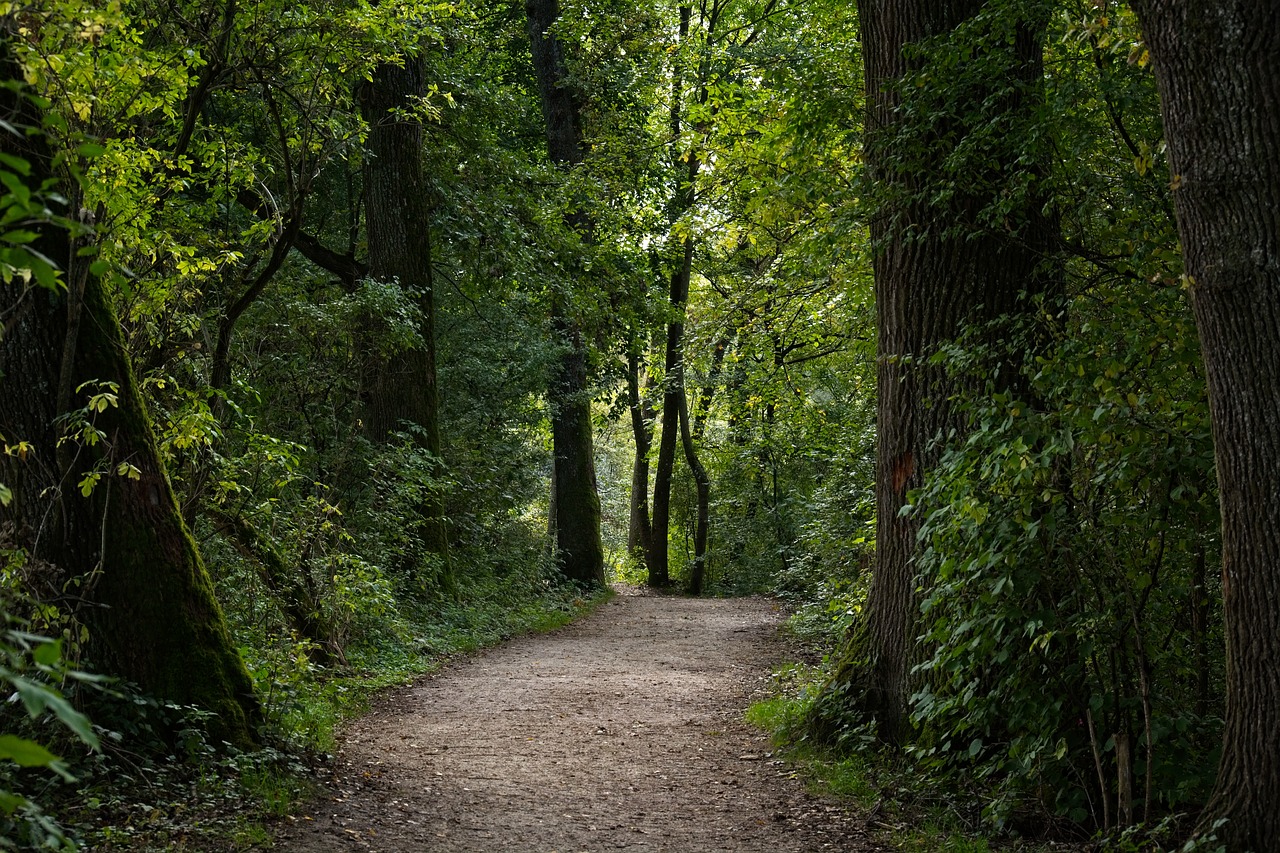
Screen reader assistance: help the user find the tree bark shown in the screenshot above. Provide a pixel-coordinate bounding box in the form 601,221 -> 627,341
830,0 -> 1058,744
626,348 -> 655,564
360,55 -> 452,574
679,374 -> 711,595
525,0 -> 606,587
548,310 -> 606,586
0,61 -> 258,745
1128,3 -> 1280,847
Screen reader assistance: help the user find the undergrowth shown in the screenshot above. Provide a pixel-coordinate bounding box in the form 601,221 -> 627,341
746,643 -> 1208,852
744,646 -> 1073,853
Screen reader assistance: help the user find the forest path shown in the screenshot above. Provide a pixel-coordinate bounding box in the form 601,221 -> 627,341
275,588 -> 879,852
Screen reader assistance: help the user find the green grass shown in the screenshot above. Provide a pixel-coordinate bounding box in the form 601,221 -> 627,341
239,765 -> 319,818
890,819 -> 998,853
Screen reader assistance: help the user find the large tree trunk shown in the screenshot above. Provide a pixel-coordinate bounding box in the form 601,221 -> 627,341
0,61 -> 258,745
829,0 -> 1058,744
525,0 -> 606,587
548,310 -> 606,585
1128,3 -> 1280,847
360,55 -> 451,573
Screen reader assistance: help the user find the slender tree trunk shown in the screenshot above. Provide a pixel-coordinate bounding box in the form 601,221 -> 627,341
651,238 -> 698,589
203,506 -> 343,665
827,0 -> 1058,744
679,378 -> 710,594
1128,3 -> 1280,847
0,63 -> 257,744
649,286 -> 681,587
650,2 -> 710,589
691,333 -> 728,441
360,55 -> 452,575
626,348 -> 655,564
525,0 -> 606,587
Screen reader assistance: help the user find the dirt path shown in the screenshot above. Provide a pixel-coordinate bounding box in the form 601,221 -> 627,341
275,589 -> 880,852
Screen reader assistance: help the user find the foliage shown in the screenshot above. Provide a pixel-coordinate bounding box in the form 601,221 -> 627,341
747,661 -> 1055,852
0,610 -> 102,851
907,286 -> 1219,832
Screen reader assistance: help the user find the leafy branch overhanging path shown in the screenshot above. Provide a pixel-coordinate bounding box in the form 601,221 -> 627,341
277,591 -> 879,851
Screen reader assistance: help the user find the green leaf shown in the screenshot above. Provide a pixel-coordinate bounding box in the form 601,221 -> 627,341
0,789 -> 28,817
78,472 -> 100,497
11,677 -> 100,749
0,170 -> 31,206
0,734 -> 59,768
0,152 -> 32,175
31,640 -> 61,667
1,229 -> 39,244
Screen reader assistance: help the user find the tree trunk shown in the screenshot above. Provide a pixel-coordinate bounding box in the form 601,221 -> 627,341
830,0 -> 1058,744
1128,3 -> 1280,847
691,333 -> 729,441
679,376 -> 710,595
360,55 -> 451,575
548,310 -> 606,585
525,0 -> 606,587
651,238 -> 699,589
0,64 -> 257,744
626,348 -> 655,565
650,2 -> 705,589
203,505 -> 344,665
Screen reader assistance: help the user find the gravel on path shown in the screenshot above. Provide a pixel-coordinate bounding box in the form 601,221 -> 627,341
275,588 -> 881,852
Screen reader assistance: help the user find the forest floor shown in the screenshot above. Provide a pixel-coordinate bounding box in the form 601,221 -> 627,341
272,585 -> 883,852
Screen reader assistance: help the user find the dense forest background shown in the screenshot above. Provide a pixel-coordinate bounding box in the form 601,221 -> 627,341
1,0 -> 1276,849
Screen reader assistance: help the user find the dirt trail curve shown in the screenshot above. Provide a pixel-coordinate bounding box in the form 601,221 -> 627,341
276,588 -> 880,852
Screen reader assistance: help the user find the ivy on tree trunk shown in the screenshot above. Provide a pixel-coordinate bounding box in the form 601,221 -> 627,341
360,54 -> 452,578
822,0 -> 1059,744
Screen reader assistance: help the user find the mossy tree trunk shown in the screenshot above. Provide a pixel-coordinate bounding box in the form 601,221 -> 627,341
204,505 -> 344,665
0,58 -> 258,745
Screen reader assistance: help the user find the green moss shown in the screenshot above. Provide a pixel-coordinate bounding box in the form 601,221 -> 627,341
77,275 -> 258,747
